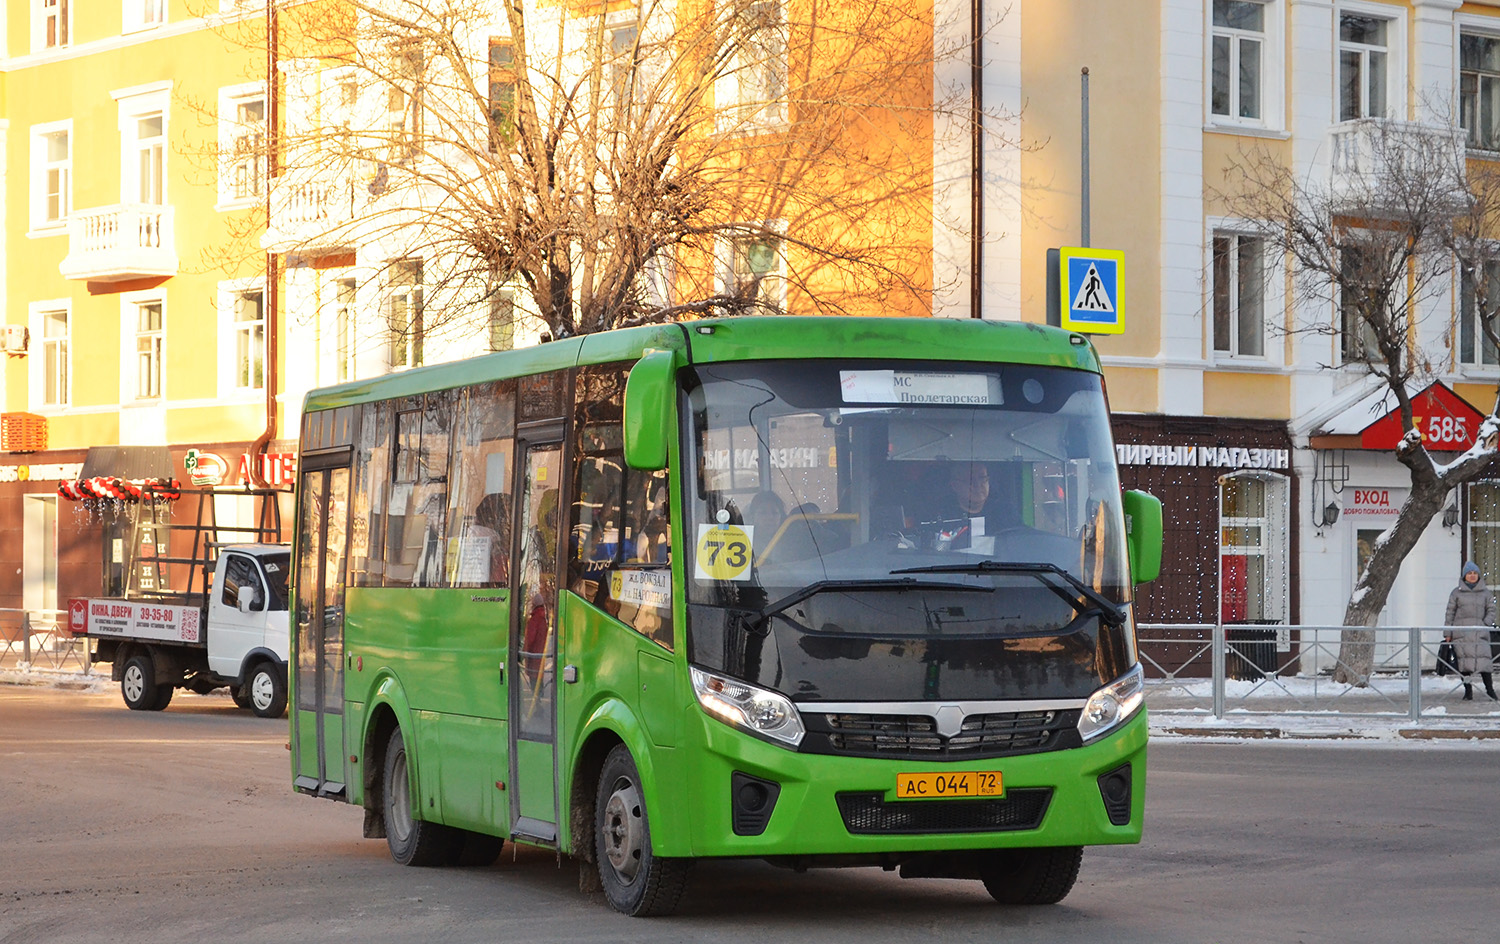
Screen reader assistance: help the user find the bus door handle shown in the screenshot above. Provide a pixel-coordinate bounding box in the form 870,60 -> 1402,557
563,665 -> 578,684
498,660 -> 505,683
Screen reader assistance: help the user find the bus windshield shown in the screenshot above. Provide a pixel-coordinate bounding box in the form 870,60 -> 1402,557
684,359 -> 1134,702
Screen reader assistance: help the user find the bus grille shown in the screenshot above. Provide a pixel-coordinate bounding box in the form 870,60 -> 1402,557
835,788 -> 1053,835
802,709 -> 1081,760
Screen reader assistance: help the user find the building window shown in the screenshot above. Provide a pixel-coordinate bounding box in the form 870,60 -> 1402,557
41,310 -> 69,408
221,91 -> 266,202
132,113 -> 166,205
721,232 -> 784,309
719,0 -> 787,129
135,301 -> 163,400
1461,33 -> 1500,152
1210,1 -> 1265,123
1460,260 -> 1500,368
233,291 -> 265,391
40,0 -> 69,49
386,260 -> 424,369
125,0 -> 165,31
488,38 -> 517,151
489,291 -> 515,352
33,125 -> 71,229
388,45 -> 425,165
1212,232 -> 1265,357
1219,472 -> 1289,626
1339,244 -> 1382,364
1338,12 -> 1390,121
335,278 -> 357,383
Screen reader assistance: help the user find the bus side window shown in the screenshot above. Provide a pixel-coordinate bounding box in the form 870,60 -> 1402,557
572,364 -> 673,650
350,402 -> 390,587
448,381 -> 516,588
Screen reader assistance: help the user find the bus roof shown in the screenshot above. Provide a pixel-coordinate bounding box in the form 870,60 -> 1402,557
301,316 -> 1101,413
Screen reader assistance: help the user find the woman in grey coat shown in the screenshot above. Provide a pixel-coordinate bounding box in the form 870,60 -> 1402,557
1444,561 -> 1498,701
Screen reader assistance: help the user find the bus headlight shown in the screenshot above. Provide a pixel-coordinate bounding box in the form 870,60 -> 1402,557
690,667 -> 805,748
1077,664 -> 1145,743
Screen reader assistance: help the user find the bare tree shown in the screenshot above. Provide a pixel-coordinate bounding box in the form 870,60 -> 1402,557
1220,118 -> 1500,685
201,0 -> 1013,347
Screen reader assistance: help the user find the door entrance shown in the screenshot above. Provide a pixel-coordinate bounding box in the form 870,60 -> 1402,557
510,435 -> 563,842
293,459 -> 351,797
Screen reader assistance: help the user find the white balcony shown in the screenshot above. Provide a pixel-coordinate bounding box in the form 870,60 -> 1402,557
59,204 -> 178,282
1328,119 -> 1468,215
263,168 -> 360,254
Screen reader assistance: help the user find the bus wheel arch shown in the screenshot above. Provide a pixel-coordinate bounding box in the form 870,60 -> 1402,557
593,743 -> 690,916
361,695 -> 407,839
570,728 -> 626,869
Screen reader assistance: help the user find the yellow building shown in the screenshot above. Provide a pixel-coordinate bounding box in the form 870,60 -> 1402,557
1,1 -> 283,613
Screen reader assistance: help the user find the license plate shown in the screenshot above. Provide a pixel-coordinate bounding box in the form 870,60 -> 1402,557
895,771 -> 1003,800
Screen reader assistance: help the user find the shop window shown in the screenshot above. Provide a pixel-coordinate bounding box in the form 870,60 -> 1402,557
1219,471 -> 1289,624
1467,482 -> 1500,589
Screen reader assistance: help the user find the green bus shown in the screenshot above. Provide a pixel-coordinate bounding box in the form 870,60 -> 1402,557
289,316 -> 1162,916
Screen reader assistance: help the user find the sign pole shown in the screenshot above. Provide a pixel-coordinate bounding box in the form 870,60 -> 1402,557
1081,67 -> 1090,248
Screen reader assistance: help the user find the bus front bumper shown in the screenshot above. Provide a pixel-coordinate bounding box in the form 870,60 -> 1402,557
680,709 -> 1147,860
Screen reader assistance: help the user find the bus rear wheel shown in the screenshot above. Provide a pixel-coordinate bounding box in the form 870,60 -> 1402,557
381,727 -> 456,867
594,744 -> 689,916
979,846 -> 1083,905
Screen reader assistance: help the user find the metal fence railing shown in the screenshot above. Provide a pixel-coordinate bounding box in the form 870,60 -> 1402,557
1139,623 -> 1499,721
0,609 -> 92,676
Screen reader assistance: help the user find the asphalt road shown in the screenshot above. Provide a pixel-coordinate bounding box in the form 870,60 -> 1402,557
1,686 -> 1496,944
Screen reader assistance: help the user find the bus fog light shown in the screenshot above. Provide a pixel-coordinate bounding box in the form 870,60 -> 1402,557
691,667 -> 805,747
1078,664 -> 1145,742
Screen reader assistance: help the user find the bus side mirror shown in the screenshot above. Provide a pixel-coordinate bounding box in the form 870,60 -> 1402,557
1122,489 -> 1162,585
623,349 -> 677,471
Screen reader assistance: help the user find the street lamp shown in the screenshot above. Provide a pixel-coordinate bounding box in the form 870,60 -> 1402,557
1442,501 -> 1460,529
1313,501 -> 1340,528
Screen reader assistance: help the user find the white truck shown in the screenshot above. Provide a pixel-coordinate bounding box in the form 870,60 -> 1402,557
69,544 -> 292,718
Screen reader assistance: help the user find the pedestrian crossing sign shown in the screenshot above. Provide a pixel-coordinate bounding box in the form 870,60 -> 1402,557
1058,247 -> 1125,335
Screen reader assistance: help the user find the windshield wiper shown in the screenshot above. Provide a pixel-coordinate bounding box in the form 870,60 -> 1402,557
757,578 -> 993,628
888,561 -> 1127,627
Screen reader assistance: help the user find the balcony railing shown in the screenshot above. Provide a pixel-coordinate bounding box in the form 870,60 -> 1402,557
59,204 -> 177,282
1328,119 -> 1468,214
262,167 -> 359,253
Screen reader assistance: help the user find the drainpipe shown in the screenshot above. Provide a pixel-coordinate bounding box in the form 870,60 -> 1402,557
248,0 -> 280,489
970,0 -> 984,319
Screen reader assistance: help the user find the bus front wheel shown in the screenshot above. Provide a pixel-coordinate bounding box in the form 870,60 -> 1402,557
979,846 -> 1083,905
381,727 -> 457,867
594,744 -> 689,916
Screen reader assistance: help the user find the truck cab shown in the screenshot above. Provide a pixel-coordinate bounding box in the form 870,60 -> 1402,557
207,545 -> 292,713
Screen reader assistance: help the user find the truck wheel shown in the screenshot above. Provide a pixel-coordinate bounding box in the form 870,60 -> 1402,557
381,727 -> 457,866
152,684 -> 175,711
247,662 -> 287,719
230,686 -> 252,710
594,744 -> 690,916
121,655 -> 161,711
979,847 -> 1083,905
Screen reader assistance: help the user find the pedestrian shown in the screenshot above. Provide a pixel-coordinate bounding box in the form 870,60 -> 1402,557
1444,561 -> 1498,701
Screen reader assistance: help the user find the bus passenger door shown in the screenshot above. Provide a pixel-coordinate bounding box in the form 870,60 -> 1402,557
293,458 -> 351,798
509,435 -> 563,843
